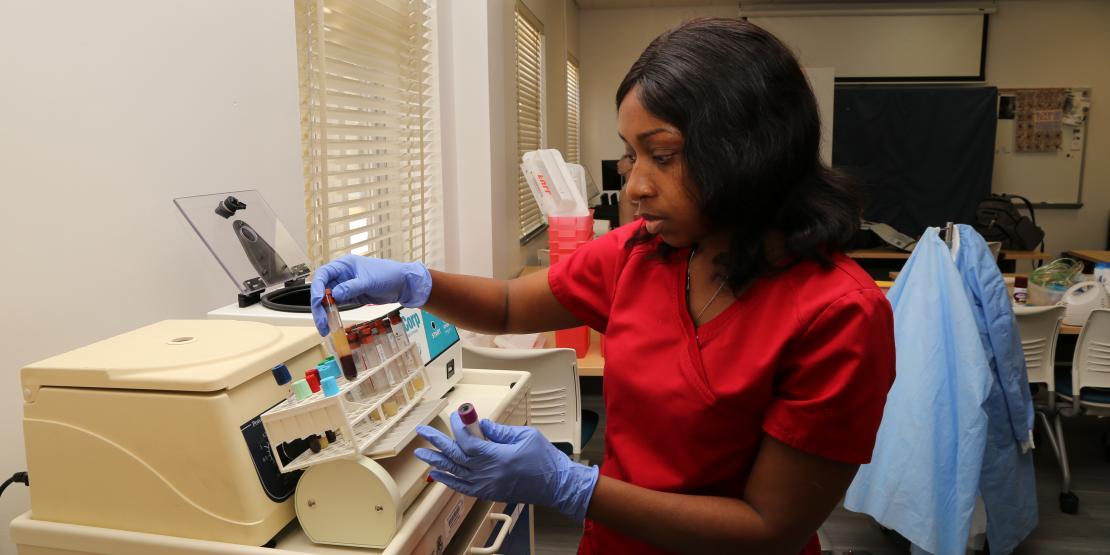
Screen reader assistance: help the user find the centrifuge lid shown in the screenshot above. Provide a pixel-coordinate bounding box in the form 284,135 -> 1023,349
174,190 -> 311,295
22,320 -> 323,395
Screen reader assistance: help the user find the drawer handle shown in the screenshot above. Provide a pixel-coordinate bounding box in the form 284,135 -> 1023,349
470,512 -> 513,555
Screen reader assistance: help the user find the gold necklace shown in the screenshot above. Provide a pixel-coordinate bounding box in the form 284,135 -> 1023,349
687,248 -> 727,322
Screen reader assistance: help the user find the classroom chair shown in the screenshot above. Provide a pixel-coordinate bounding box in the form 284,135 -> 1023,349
1054,308 -> 1110,514
1014,305 -> 1076,513
462,346 -> 600,460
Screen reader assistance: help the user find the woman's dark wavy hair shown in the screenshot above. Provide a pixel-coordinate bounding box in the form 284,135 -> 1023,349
618,18 -> 860,291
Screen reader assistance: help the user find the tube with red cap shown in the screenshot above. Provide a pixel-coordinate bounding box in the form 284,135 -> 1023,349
322,289 -> 358,381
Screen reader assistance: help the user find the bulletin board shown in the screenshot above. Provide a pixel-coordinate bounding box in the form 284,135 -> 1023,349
992,88 -> 1091,207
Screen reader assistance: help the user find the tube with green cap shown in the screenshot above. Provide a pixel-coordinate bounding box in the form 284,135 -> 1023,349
292,379 -> 313,401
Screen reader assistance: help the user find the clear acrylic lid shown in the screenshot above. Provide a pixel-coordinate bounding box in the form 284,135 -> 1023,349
174,191 -> 311,294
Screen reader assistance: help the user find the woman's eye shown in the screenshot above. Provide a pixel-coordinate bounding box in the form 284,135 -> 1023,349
618,154 -> 636,175
653,154 -> 674,165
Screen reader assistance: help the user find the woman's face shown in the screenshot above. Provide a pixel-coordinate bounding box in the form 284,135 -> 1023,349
617,87 -> 708,248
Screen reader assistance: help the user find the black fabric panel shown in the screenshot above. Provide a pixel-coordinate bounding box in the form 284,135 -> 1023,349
833,86 -> 998,238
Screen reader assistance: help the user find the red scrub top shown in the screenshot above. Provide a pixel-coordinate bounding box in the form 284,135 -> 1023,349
548,222 -> 895,555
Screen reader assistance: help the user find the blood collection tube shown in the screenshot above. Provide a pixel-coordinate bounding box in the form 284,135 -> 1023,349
363,325 -> 399,417
387,313 -> 417,366
458,403 -> 484,439
352,327 -> 377,399
322,289 -> 358,380
371,323 -> 408,415
349,327 -> 369,372
322,357 -> 340,381
376,321 -> 414,396
305,368 -> 321,393
368,324 -> 399,387
388,313 -> 424,391
292,379 -> 312,401
359,324 -> 389,394
271,364 -> 293,398
343,330 -> 360,381
321,376 -> 339,397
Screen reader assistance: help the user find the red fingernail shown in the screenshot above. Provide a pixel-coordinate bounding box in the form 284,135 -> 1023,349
426,475 -> 435,483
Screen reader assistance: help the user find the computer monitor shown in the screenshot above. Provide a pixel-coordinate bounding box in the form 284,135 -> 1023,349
601,159 -> 622,191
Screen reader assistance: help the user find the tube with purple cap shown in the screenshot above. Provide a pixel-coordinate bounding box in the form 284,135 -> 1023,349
457,403 -> 484,440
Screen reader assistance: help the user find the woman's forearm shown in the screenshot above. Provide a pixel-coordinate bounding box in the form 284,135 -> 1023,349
587,476 -> 809,555
422,269 -> 581,335
422,270 -> 511,334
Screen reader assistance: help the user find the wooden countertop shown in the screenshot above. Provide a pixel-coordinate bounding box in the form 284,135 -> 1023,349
1066,250 -> 1110,264
1001,250 -> 1052,261
847,248 -> 911,260
848,247 -> 1051,261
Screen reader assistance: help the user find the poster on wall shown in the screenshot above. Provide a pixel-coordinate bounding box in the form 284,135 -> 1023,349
1007,88 -> 1067,152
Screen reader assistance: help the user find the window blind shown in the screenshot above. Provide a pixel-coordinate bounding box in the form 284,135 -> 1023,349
515,4 -> 545,240
297,0 -> 444,270
566,57 -> 580,165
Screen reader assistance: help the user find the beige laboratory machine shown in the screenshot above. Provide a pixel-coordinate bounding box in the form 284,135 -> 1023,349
12,318 -> 533,554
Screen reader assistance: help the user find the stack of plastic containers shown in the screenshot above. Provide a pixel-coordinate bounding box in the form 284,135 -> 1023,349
522,149 -> 593,357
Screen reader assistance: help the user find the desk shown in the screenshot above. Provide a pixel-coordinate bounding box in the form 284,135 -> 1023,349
1061,324 -> 1082,336
850,248 -> 1050,278
849,248 -> 1049,262
1001,250 -> 1052,262
847,248 -> 910,260
1066,250 -> 1110,265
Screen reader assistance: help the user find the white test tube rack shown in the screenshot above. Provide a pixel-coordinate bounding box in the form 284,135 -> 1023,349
260,342 -> 438,473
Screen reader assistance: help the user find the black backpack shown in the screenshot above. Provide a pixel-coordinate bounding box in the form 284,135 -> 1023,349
975,194 -> 1045,251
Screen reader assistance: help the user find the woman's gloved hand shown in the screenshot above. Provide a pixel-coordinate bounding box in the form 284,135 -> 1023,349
309,255 -> 432,336
414,412 -> 600,523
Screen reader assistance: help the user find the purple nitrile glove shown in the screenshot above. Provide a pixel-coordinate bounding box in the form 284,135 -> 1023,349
309,255 -> 432,336
414,412 -> 600,523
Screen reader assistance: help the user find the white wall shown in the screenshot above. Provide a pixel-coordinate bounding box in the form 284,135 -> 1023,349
0,1 -> 303,549
986,0 -> 1110,253
579,1 -> 1110,254
751,13 -> 986,80
441,0 -> 578,278
439,0 -> 497,276
578,6 -> 736,188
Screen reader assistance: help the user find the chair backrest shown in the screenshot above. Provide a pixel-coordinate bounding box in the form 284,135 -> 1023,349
987,241 -> 1003,262
1072,308 -> 1110,394
1014,305 -> 1065,389
461,345 -> 582,452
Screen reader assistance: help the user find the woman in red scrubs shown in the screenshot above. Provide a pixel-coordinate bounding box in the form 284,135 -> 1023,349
312,18 -> 895,554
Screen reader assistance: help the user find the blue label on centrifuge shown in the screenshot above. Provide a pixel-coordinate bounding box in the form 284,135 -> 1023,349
421,311 -> 459,362
400,309 -> 459,364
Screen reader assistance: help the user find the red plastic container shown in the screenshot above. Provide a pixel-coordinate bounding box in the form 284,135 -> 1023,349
548,214 -> 594,355
548,214 -> 594,265
555,327 -> 590,358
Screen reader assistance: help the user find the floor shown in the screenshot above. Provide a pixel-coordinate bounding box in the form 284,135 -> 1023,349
533,379 -> 1110,554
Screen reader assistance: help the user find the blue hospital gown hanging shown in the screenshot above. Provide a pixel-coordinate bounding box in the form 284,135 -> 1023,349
952,224 -> 1037,553
844,228 -> 994,555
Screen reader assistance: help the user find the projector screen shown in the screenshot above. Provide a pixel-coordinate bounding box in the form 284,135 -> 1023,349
749,14 -> 987,81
